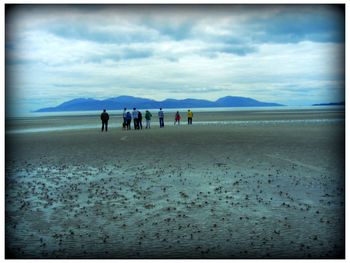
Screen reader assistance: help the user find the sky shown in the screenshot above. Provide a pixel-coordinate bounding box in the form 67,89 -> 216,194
5,4 -> 345,114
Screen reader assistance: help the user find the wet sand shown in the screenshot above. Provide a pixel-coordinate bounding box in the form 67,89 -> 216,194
5,109 -> 345,258
6,107 -> 344,131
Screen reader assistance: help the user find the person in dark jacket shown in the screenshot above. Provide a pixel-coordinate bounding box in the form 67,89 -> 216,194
100,109 -> 109,132
138,111 -> 143,130
122,108 -> 127,127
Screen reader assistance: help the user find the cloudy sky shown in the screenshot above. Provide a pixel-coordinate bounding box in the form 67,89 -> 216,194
6,4 -> 345,114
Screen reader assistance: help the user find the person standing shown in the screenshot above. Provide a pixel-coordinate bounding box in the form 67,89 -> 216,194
145,110 -> 152,129
100,109 -> 109,132
187,109 -> 193,125
132,108 -> 139,130
126,111 -> 132,130
122,108 -> 127,126
138,111 -> 143,130
158,108 -> 164,128
174,111 -> 181,125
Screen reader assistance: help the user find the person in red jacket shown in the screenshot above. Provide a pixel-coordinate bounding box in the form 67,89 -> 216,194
174,111 -> 181,125
100,109 -> 109,132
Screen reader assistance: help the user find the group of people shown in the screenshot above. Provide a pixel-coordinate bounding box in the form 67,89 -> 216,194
126,108 -> 152,130
100,108 -> 193,132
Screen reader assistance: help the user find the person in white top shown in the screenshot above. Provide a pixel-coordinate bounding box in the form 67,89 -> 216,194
122,108 -> 127,128
132,108 -> 139,129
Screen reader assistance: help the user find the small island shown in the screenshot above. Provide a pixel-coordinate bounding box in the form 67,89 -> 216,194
312,101 -> 345,106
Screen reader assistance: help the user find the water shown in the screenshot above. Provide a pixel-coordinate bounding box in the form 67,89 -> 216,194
8,105 -> 344,118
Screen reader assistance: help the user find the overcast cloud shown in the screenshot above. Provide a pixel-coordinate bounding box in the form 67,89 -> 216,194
5,5 -> 345,114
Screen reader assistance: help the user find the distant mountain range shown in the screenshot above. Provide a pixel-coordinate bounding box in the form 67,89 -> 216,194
312,101 -> 345,106
35,96 -> 284,112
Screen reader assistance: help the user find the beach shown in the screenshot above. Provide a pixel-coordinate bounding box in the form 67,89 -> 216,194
5,108 -> 345,258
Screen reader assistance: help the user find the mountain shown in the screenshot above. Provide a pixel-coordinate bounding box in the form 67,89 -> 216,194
35,96 -> 284,112
161,98 -> 216,108
312,101 -> 345,106
215,96 -> 282,107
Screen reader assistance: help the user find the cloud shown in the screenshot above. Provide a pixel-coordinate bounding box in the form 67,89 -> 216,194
5,4 -> 345,114
247,5 -> 344,43
49,22 -> 163,44
188,5 -> 344,46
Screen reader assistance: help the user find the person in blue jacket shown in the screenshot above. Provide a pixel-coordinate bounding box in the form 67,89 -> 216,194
158,108 -> 164,128
126,111 -> 132,130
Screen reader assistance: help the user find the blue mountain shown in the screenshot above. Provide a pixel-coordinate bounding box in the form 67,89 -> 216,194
215,96 -> 282,107
35,96 -> 284,112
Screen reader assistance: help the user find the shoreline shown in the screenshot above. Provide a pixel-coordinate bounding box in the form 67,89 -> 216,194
5,107 -> 345,134
8,105 -> 345,119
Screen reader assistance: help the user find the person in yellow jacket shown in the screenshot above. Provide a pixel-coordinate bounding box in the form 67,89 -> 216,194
187,109 -> 193,125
